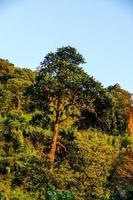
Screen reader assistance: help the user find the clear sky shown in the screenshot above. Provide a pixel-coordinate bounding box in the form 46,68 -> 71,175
0,0 -> 133,92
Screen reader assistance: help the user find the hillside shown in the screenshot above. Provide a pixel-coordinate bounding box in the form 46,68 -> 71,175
0,47 -> 133,200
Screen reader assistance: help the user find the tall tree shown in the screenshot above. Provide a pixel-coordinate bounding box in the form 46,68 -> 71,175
31,46 -> 105,169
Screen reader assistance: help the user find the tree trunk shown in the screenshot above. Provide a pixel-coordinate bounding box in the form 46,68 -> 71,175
17,95 -> 22,111
48,123 -> 59,171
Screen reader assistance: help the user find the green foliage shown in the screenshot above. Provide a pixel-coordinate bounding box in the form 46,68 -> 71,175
46,186 -> 75,200
0,59 -> 36,112
77,84 -> 131,136
31,46 -> 100,119
0,48 -> 132,199
107,84 -> 131,135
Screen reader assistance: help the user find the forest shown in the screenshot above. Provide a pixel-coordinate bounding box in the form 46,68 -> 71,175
0,46 -> 133,200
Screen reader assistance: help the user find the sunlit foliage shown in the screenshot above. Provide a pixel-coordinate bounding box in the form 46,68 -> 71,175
0,48 -> 132,199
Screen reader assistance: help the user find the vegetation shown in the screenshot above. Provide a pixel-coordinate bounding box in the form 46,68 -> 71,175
0,47 -> 133,199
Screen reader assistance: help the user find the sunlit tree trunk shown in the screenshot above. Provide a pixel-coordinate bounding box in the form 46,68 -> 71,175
48,123 -> 59,171
17,95 -> 22,111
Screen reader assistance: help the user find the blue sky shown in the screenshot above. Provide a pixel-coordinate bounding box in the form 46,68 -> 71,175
0,0 -> 133,92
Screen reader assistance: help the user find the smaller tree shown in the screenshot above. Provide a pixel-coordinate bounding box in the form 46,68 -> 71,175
0,59 -> 15,84
7,78 -> 32,111
108,84 -> 131,135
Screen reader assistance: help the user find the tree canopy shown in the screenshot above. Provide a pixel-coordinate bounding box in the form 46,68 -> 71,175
31,46 -> 117,168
